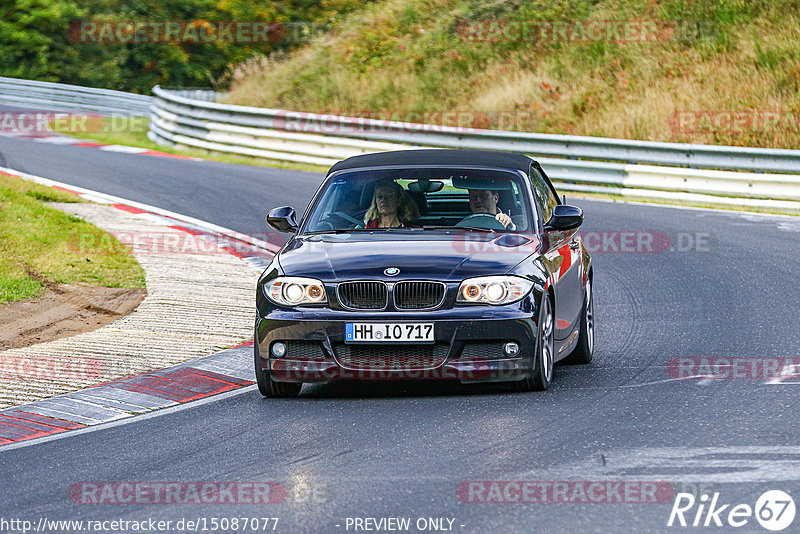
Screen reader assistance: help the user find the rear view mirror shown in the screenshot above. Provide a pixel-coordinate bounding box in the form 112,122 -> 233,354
408,179 -> 444,193
267,206 -> 298,233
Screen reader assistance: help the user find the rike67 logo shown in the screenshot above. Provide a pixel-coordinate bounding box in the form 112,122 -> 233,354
668,490 -> 795,531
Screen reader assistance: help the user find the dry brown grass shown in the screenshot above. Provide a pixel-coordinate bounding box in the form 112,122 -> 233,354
224,1 -> 800,149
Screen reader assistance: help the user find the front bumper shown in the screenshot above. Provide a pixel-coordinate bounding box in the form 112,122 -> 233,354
255,306 -> 539,384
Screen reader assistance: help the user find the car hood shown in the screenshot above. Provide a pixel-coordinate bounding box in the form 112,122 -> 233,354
277,233 -> 539,281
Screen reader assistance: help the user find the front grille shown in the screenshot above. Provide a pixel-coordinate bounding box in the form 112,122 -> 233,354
459,342 -> 508,360
337,281 -> 387,310
283,341 -> 327,360
393,281 -> 446,310
334,343 -> 448,370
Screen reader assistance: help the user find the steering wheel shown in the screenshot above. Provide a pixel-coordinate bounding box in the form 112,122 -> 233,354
456,213 -> 507,230
328,211 -> 363,226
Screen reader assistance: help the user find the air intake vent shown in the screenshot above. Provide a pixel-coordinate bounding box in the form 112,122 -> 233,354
334,343 -> 448,370
337,281 -> 388,310
393,281 -> 446,310
459,342 -> 508,360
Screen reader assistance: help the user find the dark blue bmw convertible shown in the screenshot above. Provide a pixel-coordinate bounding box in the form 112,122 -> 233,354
255,149 -> 593,396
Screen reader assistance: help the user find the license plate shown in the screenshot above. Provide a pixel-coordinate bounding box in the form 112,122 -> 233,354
345,322 -> 434,343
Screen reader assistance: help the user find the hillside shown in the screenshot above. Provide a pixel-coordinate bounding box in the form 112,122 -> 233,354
224,0 -> 800,149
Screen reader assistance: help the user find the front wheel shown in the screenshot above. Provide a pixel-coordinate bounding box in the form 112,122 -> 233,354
514,295 -> 554,392
562,277 -> 594,365
254,346 -> 302,398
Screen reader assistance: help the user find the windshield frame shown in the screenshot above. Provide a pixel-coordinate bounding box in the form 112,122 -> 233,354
297,164 -> 538,235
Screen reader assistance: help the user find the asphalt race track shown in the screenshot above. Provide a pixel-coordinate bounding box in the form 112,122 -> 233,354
1,131 -> 800,533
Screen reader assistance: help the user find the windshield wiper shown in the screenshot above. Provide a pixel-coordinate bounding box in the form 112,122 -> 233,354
420,225 -> 495,233
305,228 -> 372,235
306,227 -> 414,235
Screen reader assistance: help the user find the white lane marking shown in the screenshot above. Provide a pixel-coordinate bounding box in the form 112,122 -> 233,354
79,193 -> 114,204
516,447 -> 800,483
618,377 -> 704,388
29,136 -> 80,145
766,363 -> 800,384
0,165 -> 280,253
98,144 -> 147,153
606,376 -> 794,388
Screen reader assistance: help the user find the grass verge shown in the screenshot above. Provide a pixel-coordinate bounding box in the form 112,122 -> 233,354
0,173 -> 146,304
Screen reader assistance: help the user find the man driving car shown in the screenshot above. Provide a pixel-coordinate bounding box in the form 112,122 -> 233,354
468,189 -> 515,229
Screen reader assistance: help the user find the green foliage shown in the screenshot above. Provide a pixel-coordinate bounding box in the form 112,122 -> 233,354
0,0 -> 374,93
0,0 -> 85,82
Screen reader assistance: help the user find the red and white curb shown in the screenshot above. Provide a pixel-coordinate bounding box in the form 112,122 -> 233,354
0,166 -> 283,447
0,343 -> 255,445
0,131 -> 201,160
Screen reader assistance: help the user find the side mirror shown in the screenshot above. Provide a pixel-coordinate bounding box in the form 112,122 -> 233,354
267,206 -> 298,233
542,205 -> 583,252
544,204 -> 583,232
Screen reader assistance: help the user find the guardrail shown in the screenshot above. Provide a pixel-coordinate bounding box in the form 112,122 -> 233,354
0,76 -> 151,116
149,85 -> 800,213
1,78 -> 797,213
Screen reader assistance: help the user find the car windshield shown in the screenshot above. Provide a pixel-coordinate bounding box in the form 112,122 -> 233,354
302,167 -> 534,233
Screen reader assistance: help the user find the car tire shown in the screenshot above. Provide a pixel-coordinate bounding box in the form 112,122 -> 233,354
514,294 -> 554,392
254,344 -> 302,398
562,277 -> 594,365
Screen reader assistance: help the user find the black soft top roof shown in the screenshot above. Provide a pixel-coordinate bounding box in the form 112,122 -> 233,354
327,149 -> 535,175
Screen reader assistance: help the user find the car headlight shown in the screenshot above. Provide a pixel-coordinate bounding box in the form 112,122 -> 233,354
264,276 -> 327,306
457,276 -> 533,305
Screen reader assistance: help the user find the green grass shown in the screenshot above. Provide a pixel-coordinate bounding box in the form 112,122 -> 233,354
0,173 -> 146,304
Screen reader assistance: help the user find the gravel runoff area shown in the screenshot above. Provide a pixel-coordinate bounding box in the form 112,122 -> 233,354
0,203 -> 260,409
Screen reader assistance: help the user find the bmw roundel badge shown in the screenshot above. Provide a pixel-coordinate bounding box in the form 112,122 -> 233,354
384,267 -> 400,276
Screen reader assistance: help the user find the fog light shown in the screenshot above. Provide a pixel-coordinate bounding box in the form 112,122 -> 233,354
271,342 -> 287,358
503,342 -> 519,357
